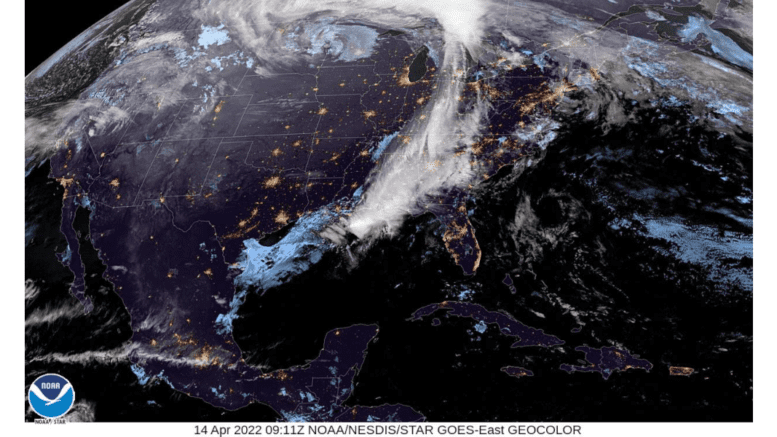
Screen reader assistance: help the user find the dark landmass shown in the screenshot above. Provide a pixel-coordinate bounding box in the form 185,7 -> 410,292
410,301 -> 564,348
560,346 -> 653,380
500,366 -> 534,379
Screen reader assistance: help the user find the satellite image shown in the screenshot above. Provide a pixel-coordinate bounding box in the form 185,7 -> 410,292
24,0 -> 752,423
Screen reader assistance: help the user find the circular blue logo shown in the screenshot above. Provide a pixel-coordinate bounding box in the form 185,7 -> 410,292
28,373 -> 75,419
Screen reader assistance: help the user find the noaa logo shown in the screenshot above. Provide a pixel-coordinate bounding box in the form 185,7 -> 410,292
28,374 -> 75,419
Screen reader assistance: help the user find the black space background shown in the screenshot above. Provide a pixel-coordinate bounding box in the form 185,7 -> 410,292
26,0 -> 130,74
